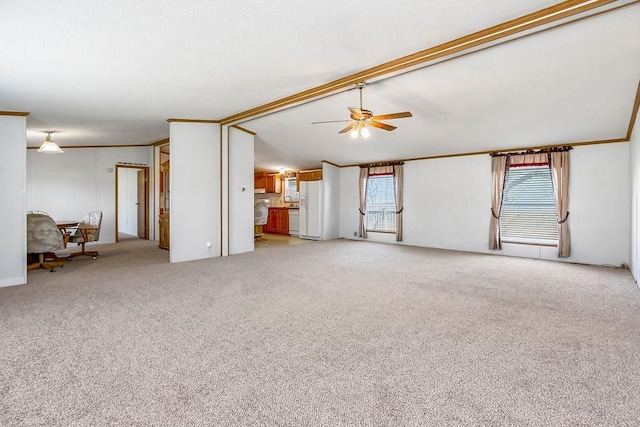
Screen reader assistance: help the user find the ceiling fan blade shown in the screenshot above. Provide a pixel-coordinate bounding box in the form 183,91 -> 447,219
348,107 -> 364,120
311,120 -> 351,124
339,123 -> 357,134
371,111 -> 413,120
369,121 -> 397,131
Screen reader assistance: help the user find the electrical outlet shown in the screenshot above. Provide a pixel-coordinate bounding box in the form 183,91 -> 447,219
353,231 -> 357,237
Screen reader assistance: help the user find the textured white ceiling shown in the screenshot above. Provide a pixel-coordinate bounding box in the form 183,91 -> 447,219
1,1 -> 638,171
246,3 -> 640,169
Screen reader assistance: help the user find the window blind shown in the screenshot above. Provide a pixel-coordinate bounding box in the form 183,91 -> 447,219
365,175 -> 396,232
500,166 -> 558,243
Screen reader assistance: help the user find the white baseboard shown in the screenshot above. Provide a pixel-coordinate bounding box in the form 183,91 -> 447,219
0,276 -> 26,288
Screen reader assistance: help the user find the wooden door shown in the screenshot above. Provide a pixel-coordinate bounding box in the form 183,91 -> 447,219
264,209 -> 289,234
276,209 -> 289,233
266,175 -> 276,193
264,208 -> 277,233
254,174 -> 267,190
137,169 -> 147,238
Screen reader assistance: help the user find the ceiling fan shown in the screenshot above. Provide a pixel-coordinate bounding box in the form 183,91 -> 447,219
311,82 -> 412,139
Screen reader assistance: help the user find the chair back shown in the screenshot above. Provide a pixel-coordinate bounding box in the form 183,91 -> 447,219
81,210 -> 103,242
27,214 -> 64,254
27,210 -> 50,216
254,200 -> 269,226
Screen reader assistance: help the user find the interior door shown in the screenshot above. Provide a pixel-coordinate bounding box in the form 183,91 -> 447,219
137,169 -> 147,239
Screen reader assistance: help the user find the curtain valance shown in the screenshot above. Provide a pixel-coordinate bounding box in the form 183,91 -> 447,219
490,146 -> 572,158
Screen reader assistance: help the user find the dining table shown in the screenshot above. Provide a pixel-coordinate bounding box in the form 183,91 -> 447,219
56,220 -> 79,248
56,220 -> 80,232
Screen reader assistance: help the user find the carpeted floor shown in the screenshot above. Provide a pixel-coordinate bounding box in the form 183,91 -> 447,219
1,238 -> 640,426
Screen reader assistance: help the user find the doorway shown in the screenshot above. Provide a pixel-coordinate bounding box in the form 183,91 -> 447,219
115,165 -> 149,242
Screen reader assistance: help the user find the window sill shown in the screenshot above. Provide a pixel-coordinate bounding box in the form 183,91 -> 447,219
501,239 -> 558,248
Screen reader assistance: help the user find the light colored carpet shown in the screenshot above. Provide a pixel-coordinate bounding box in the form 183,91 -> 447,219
1,239 -> 640,426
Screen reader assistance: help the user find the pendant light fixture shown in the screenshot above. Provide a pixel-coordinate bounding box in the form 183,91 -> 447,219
38,131 -> 64,153
349,122 -> 370,140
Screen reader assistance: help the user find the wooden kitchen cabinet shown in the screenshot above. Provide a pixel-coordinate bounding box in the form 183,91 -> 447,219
254,172 -> 281,193
296,169 -> 322,191
254,174 -> 267,190
158,213 -> 170,250
159,158 -> 170,250
266,174 -> 281,193
264,207 -> 289,235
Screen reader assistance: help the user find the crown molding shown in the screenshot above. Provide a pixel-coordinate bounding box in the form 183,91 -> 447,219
336,138 -> 629,168
626,80 -> 640,140
151,138 -> 170,146
321,160 -> 340,168
26,144 -> 150,150
231,125 -> 256,135
167,118 -> 220,123
0,111 -> 29,117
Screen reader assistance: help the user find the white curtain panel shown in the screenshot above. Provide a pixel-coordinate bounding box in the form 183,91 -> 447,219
550,151 -> 571,257
489,156 -> 508,250
358,167 -> 369,238
393,165 -> 404,242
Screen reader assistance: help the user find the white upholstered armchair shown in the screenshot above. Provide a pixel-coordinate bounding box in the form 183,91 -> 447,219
68,210 -> 103,260
27,213 -> 66,271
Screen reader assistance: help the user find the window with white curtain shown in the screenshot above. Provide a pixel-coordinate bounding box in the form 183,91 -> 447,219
365,174 -> 396,232
500,165 -> 558,244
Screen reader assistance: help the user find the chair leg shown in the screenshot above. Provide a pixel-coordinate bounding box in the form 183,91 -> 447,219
44,252 -> 67,262
27,253 -> 42,271
254,233 -> 269,244
27,253 -> 64,272
67,242 -> 99,260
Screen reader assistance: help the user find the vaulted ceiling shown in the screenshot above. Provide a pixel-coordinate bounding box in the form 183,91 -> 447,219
1,1 -> 639,171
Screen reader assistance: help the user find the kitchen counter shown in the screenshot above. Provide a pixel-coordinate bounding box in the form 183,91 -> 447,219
264,206 -> 300,236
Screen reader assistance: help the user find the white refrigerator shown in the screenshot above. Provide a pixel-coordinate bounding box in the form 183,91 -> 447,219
299,180 -> 323,240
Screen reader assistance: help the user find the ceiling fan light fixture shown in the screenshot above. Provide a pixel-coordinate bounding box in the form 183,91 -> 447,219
312,81 -> 412,137
38,132 -> 64,153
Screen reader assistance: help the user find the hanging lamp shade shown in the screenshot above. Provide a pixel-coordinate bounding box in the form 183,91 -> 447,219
38,132 -> 63,153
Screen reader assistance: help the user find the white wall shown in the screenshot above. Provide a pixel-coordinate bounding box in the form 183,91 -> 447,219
340,166 -> 361,239
340,143 -> 630,267
27,146 -> 153,245
630,109 -> 640,281
560,143 -> 629,266
322,162 -> 340,240
228,127 -> 254,255
0,115 -> 27,287
404,155 -> 492,252
170,122 -> 221,263
221,126 -> 229,257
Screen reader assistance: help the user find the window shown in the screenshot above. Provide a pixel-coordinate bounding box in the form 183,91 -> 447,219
365,174 -> 396,232
500,165 -> 558,244
284,177 -> 299,202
